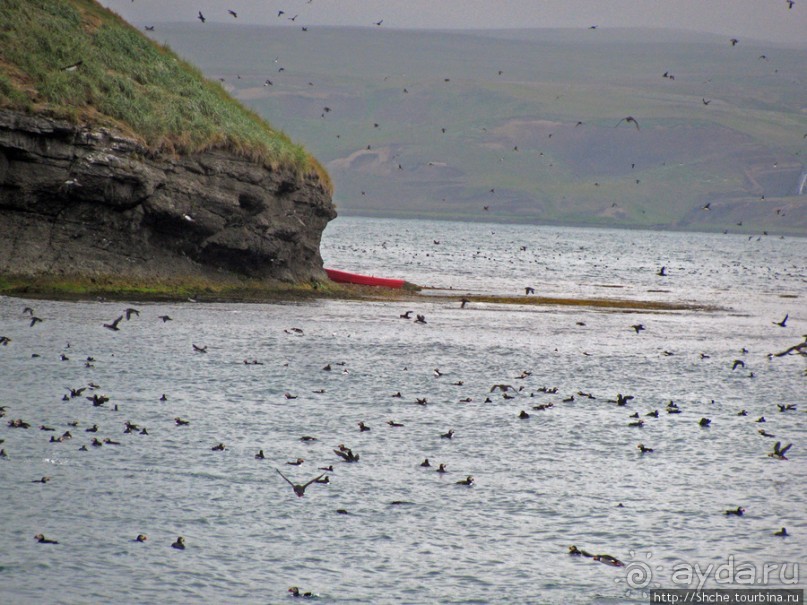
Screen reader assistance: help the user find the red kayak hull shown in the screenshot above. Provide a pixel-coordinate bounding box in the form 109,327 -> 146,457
325,268 -> 406,289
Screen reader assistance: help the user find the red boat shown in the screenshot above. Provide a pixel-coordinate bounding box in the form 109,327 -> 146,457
324,268 -> 406,289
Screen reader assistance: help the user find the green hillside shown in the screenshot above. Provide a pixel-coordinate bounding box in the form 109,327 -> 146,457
150,24 -> 807,234
0,0 -> 328,187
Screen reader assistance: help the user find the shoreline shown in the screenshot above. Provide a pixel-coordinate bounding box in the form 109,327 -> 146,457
0,275 -> 722,312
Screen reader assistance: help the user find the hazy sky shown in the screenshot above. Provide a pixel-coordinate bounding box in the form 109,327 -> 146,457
100,0 -> 807,46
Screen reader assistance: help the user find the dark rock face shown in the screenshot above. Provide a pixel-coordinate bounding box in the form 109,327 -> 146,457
0,109 -> 336,283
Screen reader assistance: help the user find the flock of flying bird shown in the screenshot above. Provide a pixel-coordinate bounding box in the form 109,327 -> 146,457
7,2 -> 805,597
2,298 -> 802,578
134,0 -> 807,231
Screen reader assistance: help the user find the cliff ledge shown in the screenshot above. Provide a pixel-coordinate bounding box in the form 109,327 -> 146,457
0,109 -> 337,287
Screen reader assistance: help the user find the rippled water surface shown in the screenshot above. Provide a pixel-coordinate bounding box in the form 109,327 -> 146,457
1,218 -> 805,604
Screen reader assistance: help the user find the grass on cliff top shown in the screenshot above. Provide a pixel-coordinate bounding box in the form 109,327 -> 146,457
0,0 -> 330,189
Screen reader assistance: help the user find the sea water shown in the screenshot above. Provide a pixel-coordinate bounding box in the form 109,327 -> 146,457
1,217 -> 804,604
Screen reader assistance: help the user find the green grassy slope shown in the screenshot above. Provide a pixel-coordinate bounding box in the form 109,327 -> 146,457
0,0 -> 329,187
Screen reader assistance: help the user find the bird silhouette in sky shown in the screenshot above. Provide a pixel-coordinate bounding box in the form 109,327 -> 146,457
616,116 -> 640,130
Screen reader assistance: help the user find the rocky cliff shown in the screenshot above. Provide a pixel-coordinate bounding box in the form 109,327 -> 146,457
0,109 -> 336,285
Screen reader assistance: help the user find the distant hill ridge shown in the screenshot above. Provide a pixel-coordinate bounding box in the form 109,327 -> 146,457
151,23 -> 806,234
